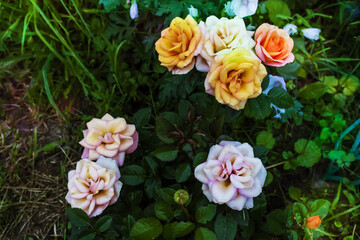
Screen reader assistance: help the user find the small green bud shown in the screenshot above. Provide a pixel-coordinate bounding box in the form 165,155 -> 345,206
174,189 -> 189,205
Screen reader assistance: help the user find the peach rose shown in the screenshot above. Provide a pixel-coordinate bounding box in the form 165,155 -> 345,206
196,16 -> 256,72
254,23 -> 294,67
155,15 -> 203,74
204,47 -> 267,110
306,215 -> 321,230
65,157 -> 122,217
79,113 -> 138,166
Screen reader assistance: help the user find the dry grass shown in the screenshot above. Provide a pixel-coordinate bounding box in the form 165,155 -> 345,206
0,79 -> 79,239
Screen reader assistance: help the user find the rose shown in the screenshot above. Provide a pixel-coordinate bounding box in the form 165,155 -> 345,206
306,215 -> 321,229
196,16 -> 255,72
194,141 -> 266,211
204,47 -> 267,110
254,23 -> 294,67
155,15 -> 203,74
65,157 -> 122,217
79,113 -> 138,166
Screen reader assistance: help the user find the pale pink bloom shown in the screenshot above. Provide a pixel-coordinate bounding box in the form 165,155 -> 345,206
195,141 -> 266,211
79,113 -> 138,166
65,157 -> 122,217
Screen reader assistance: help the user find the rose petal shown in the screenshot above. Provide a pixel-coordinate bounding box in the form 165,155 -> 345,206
226,194 -> 247,211
210,181 -> 237,203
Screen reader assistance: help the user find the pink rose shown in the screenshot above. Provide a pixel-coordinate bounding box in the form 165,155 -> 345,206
65,157 -> 122,217
194,141 -> 266,211
79,113 -> 138,166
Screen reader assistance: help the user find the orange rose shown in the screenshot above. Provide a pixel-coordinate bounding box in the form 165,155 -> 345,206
155,15 -> 203,74
254,23 -> 294,67
205,47 -> 267,110
306,215 -> 321,230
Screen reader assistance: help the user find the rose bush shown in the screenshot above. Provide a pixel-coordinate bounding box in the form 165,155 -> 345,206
65,157 -> 122,217
155,15 -> 203,74
254,23 -> 294,67
194,141 -> 266,211
79,113 -> 138,166
204,47 -> 267,110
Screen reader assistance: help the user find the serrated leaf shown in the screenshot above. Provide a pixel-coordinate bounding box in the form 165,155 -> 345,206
268,87 -> 294,108
256,131 -> 275,149
298,82 -> 327,99
276,62 -> 300,79
95,216 -> 112,232
244,95 -> 271,119
154,200 -> 174,221
175,163 -> 191,183
310,199 -> 330,216
195,227 -> 217,240
155,116 -> 176,144
214,213 -> 237,240
262,209 -> 286,235
99,0 -> 120,12
288,186 -> 301,201
294,139 -> 321,167
133,107 -> 152,128
173,221 -> 195,238
66,208 -> 90,227
154,145 -> 179,162
130,218 -> 163,240
121,165 -> 146,185
266,0 -> 291,26
195,204 -> 217,224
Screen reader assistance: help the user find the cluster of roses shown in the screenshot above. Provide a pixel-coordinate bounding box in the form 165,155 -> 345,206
155,15 -> 294,110
65,114 -> 138,217
65,113 -> 267,216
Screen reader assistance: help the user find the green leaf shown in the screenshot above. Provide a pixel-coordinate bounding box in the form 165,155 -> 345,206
268,87 -> 294,108
154,200 -> 174,221
256,131 -> 275,149
214,213 -> 237,240
156,188 -> 176,205
79,231 -> 96,240
294,139 -> 321,167
288,186 -> 301,201
173,222 -> 195,238
339,75 -> 360,96
209,115 -> 225,139
262,209 -> 286,235
163,222 -> 178,240
99,0 -> 120,12
175,163 -> 191,183
154,145 -> 179,162
292,202 -> 308,224
195,227 -> 217,240
178,100 -> 194,121
121,165 -> 146,185
286,230 -> 299,240
194,152 -> 207,168
156,116 -> 176,144
320,76 -> 338,93
66,207 -> 90,227
310,199 -> 330,216
233,210 -> 249,226
130,218 -> 163,240
133,107 -> 152,128
298,82 -> 327,100
266,0 -> 291,26
195,204 -> 217,224
276,62 -> 300,79
261,75 -> 270,90
244,95 -> 271,120
95,216 -> 112,232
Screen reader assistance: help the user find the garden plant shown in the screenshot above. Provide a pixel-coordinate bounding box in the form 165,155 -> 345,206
0,0 -> 360,239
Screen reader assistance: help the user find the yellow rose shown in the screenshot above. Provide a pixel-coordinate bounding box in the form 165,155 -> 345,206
155,15 -> 203,74
205,47 -> 267,110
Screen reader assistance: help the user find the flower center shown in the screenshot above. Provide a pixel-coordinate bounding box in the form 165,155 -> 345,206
99,132 -> 114,144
